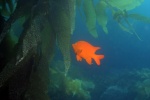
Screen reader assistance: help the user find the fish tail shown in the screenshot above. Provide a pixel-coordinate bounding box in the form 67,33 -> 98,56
93,55 -> 104,66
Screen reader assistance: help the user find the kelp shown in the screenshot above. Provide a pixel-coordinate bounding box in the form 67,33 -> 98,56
83,0 -> 98,38
0,0 -> 55,99
69,0 -> 76,35
50,0 -> 76,76
95,0 -> 108,34
112,8 -> 150,40
105,0 -> 144,11
0,0 -> 38,43
128,13 -> 150,23
104,0 -> 145,40
65,79 -> 91,100
0,0 -> 16,16
76,0 -> 83,7
77,0 -> 148,39
49,62 -> 94,100
0,0 -> 76,99
113,10 -> 142,40
0,11 -> 41,99
25,10 -> 54,100
136,79 -> 150,99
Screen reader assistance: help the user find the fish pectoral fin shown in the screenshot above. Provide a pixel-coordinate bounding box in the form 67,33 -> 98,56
77,49 -> 82,54
85,57 -> 92,65
76,55 -> 82,61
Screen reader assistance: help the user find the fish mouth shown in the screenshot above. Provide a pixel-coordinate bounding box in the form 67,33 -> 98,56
72,44 -> 75,48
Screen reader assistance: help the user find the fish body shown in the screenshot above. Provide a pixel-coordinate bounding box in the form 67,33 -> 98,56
72,41 -> 104,66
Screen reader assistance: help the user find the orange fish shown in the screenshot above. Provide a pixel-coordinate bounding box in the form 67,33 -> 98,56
72,40 -> 104,66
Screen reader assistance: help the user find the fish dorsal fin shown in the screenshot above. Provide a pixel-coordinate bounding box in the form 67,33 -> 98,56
94,46 -> 100,52
76,49 -> 82,54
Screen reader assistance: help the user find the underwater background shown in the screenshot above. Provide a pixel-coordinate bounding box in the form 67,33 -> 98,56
0,0 -> 150,100
50,0 -> 150,100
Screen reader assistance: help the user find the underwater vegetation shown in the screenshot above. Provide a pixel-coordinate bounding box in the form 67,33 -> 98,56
50,0 -> 76,76
0,0 -> 77,99
48,61 -> 150,100
132,68 -> 150,79
89,67 -> 150,100
49,60 -> 95,100
76,0 -> 150,39
0,0 -> 16,17
135,79 -> 150,100
129,68 -> 150,100
0,1 -> 52,100
100,85 -> 128,100
0,0 -> 150,100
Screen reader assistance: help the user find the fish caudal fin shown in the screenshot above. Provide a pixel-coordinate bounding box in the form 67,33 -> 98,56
93,55 -> 104,66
